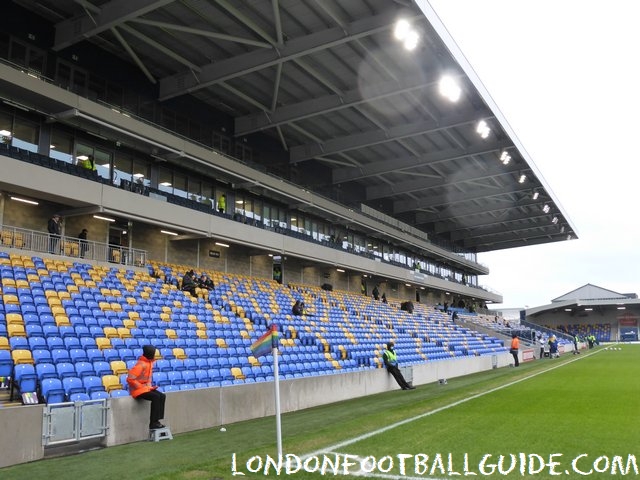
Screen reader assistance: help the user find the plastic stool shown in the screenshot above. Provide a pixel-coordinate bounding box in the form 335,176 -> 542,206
149,426 -> 173,442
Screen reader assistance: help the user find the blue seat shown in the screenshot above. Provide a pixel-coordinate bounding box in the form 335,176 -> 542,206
56,362 -> 76,379
41,378 -> 66,404
63,377 -> 85,398
36,362 -> 58,381
74,361 -> 95,378
83,376 -> 104,395
181,370 -> 197,384
90,390 -> 109,400
25,324 -> 44,337
13,364 -> 38,393
69,392 -> 91,402
51,348 -> 71,363
110,389 -> 129,398
153,371 -> 170,387
86,348 -> 103,362
31,349 -> 52,364
69,348 -> 89,363
92,361 -> 112,377
167,371 -> 184,385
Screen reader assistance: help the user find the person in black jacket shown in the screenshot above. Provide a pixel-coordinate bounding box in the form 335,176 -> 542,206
382,342 -> 415,390
47,214 -> 62,254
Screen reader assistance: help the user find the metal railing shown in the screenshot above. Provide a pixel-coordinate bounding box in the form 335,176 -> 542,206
0,224 -> 147,267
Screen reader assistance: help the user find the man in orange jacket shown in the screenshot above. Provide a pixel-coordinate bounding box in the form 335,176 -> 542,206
127,345 -> 166,429
510,333 -> 520,367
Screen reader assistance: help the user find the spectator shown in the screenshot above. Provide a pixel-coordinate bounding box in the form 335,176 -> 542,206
47,214 -> 62,254
127,345 -> 167,430
181,270 -> 197,297
372,285 -> 380,301
292,300 -> 304,316
217,193 -> 226,214
381,292 -> 388,304
400,301 -> 414,314
510,333 -> 520,367
382,342 -> 415,390
78,228 -> 88,258
198,274 -> 214,290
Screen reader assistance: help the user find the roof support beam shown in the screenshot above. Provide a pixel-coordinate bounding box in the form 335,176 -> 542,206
290,110 -> 487,164
333,140 -> 510,184
159,9 -> 416,100
235,73 -> 439,136
393,183 -> 532,214
413,196 -> 542,224
54,0 -> 174,51
365,161 -> 522,201
128,18 -> 272,48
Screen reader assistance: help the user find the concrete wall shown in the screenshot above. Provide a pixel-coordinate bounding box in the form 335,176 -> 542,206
0,353 -> 511,468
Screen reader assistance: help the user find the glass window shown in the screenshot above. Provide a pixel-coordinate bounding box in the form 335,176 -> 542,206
113,153 -> 133,187
9,39 -> 26,67
132,159 -> 150,187
55,60 -> 71,89
49,129 -> 73,163
188,178 -> 201,202
201,182 -> 214,208
173,172 -> 187,198
0,111 -> 12,144
94,149 -> 112,182
27,47 -> 46,76
12,118 -> 38,152
158,167 -> 172,194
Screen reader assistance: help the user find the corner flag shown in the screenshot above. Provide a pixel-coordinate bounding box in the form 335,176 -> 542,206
251,324 -> 279,358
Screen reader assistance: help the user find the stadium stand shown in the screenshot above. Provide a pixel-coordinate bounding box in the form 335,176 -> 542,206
0,255 -> 511,407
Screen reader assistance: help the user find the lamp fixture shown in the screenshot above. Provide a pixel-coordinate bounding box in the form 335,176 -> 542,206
93,215 -> 115,222
394,19 -> 420,51
10,196 -> 38,205
532,191 -> 539,200
542,204 -> 550,213
336,268 -> 345,273
500,151 -> 511,165
439,75 -> 461,102
215,242 -> 229,248
476,120 -> 490,139
518,174 -> 527,183
160,230 -> 178,236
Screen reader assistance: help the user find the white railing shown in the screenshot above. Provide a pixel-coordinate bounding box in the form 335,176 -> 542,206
0,224 -> 147,267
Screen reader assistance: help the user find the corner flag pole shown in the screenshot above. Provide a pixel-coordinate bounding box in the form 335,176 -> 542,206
272,324 -> 282,458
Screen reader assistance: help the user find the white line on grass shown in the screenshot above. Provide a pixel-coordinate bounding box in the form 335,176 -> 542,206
304,349 -> 603,460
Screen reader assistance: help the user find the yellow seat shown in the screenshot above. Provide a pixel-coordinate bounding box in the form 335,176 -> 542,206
165,329 -> 178,339
96,337 -> 112,350
54,315 -> 71,326
196,330 -> 207,339
3,294 -> 19,305
110,360 -> 128,375
103,327 -> 119,339
122,319 -> 136,329
0,337 -> 9,350
7,324 -> 26,337
215,338 -> 228,348
0,230 -> 12,245
5,313 -> 23,325
102,374 -> 123,393
172,348 -> 187,359
230,367 -> 245,380
117,327 -> 132,339
127,311 -> 140,320
248,356 -> 261,366
11,349 -> 34,365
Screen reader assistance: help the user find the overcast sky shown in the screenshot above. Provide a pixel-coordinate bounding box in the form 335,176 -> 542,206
424,0 -> 640,309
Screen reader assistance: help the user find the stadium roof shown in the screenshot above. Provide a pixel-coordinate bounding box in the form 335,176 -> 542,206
14,0 -> 577,253
527,283 -> 639,317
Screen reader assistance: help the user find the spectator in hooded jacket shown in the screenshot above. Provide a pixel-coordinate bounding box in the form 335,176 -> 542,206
127,345 -> 166,429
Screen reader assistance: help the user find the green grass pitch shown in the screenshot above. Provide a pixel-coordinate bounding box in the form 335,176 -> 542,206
2,344 -> 638,479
